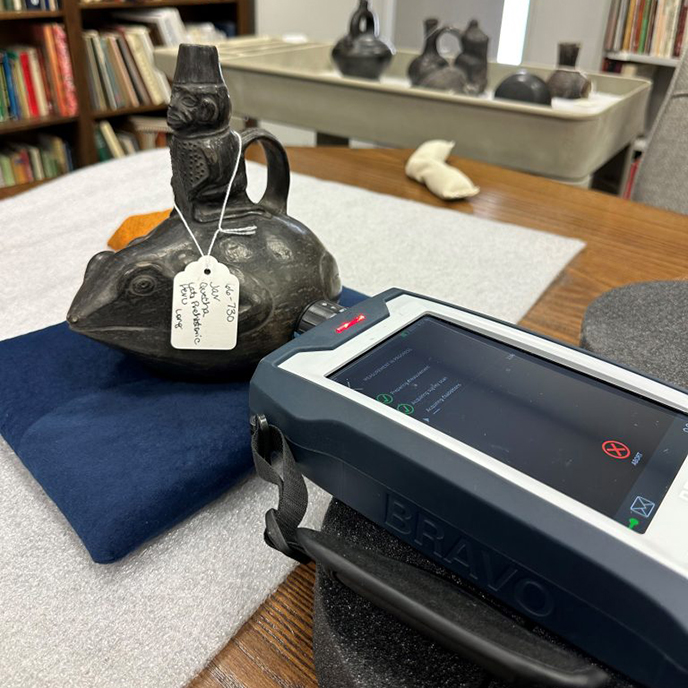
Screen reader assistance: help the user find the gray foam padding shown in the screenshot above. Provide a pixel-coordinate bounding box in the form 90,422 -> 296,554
581,281 -> 688,391
314,501 -> 635,688
313,280 -> 688,688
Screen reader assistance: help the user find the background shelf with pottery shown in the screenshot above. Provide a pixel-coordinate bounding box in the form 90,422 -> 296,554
155,37 -> 651,187
0,0 -> 254,200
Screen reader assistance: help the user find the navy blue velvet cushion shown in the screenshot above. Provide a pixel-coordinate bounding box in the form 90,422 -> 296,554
0,288 -> 365,563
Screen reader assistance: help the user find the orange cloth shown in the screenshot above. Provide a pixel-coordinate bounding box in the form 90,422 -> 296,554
107,209 -> 172,251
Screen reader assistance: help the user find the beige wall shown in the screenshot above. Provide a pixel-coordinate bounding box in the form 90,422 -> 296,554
522,0 -> 612,70
256,0 -> 397,42
393,0 -> 504,58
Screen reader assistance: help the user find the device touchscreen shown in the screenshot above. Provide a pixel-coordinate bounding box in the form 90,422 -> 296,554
329,316 -> 688,533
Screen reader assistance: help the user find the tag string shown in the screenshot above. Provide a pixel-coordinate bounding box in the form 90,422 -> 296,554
174,129 -> 257,270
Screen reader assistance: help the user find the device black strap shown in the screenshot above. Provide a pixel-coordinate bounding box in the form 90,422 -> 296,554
250,418 -> 311,564
251,416 -> 609,688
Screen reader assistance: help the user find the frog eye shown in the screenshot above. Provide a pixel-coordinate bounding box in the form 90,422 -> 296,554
128,273 -> 159,297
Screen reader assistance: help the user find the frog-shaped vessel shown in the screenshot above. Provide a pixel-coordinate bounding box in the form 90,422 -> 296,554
67,44 -> 341,379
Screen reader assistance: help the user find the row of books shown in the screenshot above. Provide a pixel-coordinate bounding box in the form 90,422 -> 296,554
0,24 -> 78,123
111,9 -> 236,46
605,0 -> 688,58
0,134 -> 72,189
2,0 -> 60,10
83,26 -> 171,113
94,116 -> 168,161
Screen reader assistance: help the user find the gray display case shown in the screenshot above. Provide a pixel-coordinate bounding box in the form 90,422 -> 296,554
155,37 -> 651,185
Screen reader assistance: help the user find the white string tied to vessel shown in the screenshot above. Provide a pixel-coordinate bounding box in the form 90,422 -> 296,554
174,129 -> 257,270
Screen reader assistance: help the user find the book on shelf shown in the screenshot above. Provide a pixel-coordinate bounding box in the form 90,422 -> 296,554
1,0 -> 60,11
0,25 -> 77,123
83,26 -> 170,113
113,9 -> 189,46
95,115 -> 169,161
111,10 -> 236,46
0,134 -> 72,190
606,0 -> 688,57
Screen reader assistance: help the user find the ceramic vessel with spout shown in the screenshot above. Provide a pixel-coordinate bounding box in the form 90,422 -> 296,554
332,0 -> 395,80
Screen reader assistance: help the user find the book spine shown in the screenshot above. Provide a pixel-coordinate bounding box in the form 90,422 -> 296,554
606,0 -> 622,51
84,34 -> 106,110
633,0 -> 647,51
673,0 -> 687,54
664,0 -> 678,55
8,53 -> 30,119
638,0 -> 652,50
644,0 -> 659,52
28,145 -> 45,180
0,154 -> 15,186
650,0 -> 665,54
27,48 -> 48,117
52,24 -> 78,116
2,52 -> 18,119
90,33 -> 117,110
0,54 -> 9,121
137,28 -> 170,101
115,32 -> 150,105
624,0 -> 639,49
125,30 -> 164,105
94,127 -> 112,162
42,24 -> 67,115
106,34 -> 138,107
19,50 -> 39,118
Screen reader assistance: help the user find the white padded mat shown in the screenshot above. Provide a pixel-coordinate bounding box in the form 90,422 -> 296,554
0,149 -> 584,687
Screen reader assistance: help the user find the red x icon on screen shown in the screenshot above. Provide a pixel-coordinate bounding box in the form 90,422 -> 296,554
602,440 -> 631,460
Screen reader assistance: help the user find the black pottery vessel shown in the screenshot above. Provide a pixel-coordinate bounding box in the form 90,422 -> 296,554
68,44 -> 341,379
407,18 -> 448,86
332,0 -> 395,80
454,19 -> 489,95
547,42 -> 591,99
495,70 -> 552,105
417,26 -> 467,94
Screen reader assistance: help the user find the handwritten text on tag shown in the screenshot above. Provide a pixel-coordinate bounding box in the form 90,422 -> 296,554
171,256 -> 240,350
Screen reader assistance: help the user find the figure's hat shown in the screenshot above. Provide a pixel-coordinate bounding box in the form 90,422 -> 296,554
172,44 -> 225,86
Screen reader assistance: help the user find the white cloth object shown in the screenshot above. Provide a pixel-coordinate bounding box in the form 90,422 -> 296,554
405,139 -> 480,200
0,149 -> 584,688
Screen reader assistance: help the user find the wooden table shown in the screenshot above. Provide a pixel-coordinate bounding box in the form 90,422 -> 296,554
190,147 -> 688,688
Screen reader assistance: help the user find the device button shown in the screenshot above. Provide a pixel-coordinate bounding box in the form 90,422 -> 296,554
602,440 -> 631,459
630,496 -> 656,519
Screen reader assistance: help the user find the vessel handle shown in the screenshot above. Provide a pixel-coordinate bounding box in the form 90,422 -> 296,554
350,6 -> 378,37
241,127 -> 290,215
436,24 -> 464,57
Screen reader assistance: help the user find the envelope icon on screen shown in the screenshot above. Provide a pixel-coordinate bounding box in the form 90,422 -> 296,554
630,496 -> 656,519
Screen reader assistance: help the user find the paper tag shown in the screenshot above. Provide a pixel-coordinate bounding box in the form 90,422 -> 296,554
171,256 -> 240,350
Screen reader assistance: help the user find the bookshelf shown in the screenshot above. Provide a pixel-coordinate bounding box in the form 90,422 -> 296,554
0,0 -> 254,199
605,49 -> 680,67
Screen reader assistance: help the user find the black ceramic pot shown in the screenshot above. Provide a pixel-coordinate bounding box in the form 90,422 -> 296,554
547,42 -> 591,99
495,70 -> 552,106
454,19 -> 489,95
332,0 -> 395,80
68,45 -> 341,379
407,18 -> 448,86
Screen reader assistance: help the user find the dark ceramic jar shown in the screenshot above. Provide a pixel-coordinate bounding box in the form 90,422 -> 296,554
332,0 -> 395,80
407,18 -> 448,86
455,19 -> 489,95
547,42 -> 591,99
495,70 -> 552,106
